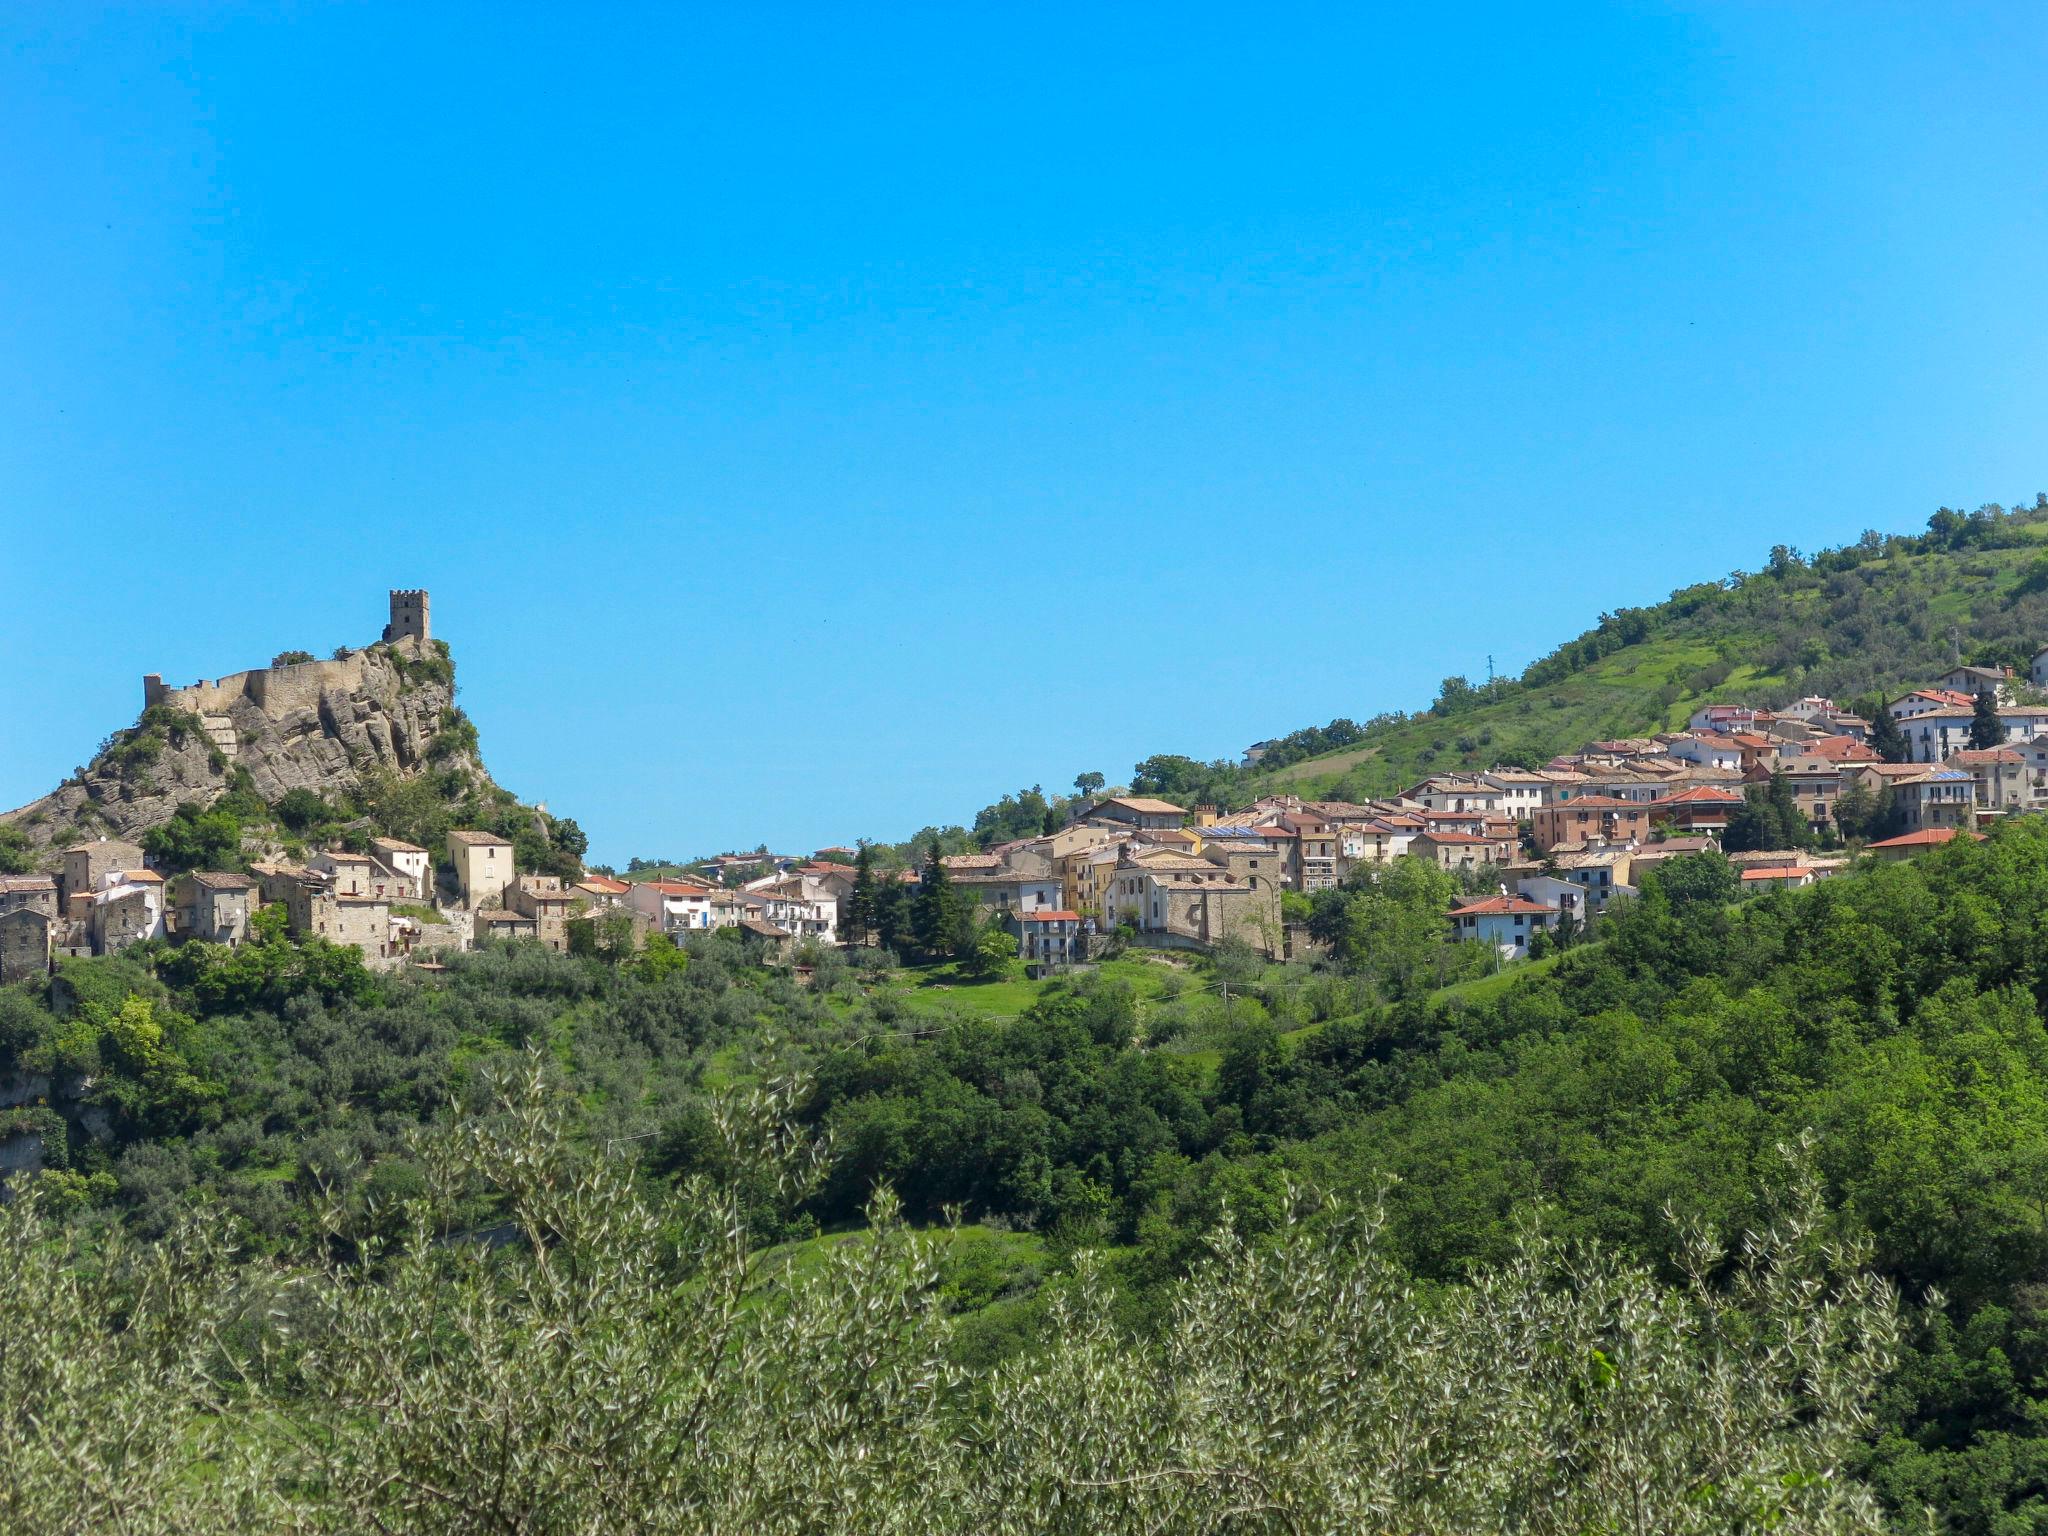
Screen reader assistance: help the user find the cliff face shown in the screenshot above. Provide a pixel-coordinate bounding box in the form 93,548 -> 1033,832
1,638 -> 480,855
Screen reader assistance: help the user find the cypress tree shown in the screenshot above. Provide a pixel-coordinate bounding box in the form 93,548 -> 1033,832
846,842 -> 878,947
1969,690 -> 2006,751
1868,707 -> 1909,763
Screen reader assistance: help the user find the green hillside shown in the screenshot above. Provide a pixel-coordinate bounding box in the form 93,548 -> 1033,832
1122,499 -> 2048,811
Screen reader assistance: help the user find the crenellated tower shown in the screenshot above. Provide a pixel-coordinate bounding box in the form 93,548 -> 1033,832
385,589 -> 430,645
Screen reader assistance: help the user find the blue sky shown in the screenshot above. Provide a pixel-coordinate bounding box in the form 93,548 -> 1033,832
3,4 -> 2045,864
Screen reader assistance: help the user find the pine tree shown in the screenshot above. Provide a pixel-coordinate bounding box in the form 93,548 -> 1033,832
1969,690 -> 2005,751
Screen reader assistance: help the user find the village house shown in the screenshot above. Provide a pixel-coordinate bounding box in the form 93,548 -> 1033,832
740,887 -> 834,944
1646,785 -> 1744,838
1082,796 -> 1189,832
1933,664 -> 2015,700
1864,827 -> 1985,862
572,875 -> 631,909
1099,847 -> 1277,949
0,907 -> 52,984
446,829 -> 515,906
1690,704 -> 1766,735
2032,645 -> 2048,692
1190,829 -> 1287,895
1006,909 -> 1084,974
474,909 -> 541,946
369,837 -> 433,901
1404,778 -> 1506,816
92,888 -> 153,955
1513,874 -> 1588,927
1448,895 -> 1559,959
283,870 -> 393,962
59,838 -> 144,907
1888,688 -> 1976,722
1550,848 -> 1635,913
309,848 -> 411,902
2014,735 -> 2048,809
1478,770 -> 1549,821
1258,811 -> 1339,890
1946,747 -> 2029,817
92,869 -> 167,953
1407,830 -> 1497,873
1757,756 -> 1845,833
507,875 -> 575,951
1663,734 -> 1745,772
627,879 -> 717,935
1530,796 -> 1650,854
1891,769 -> 1976,833
170,871 -> 253,945
0,874 -> 59,922
949,870 -> 1066,916
1904,705 -> 2048,763
1741,866 -> 1820,891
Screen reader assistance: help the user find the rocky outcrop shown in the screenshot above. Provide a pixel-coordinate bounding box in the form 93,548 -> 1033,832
1,637 -> 486,857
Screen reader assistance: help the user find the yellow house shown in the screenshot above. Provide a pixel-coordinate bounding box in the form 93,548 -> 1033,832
446,829 -> 515,907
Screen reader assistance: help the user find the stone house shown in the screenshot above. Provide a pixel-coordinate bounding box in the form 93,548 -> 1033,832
369,837 -> 433,901
507,876 -> 574,951
446,830 -> 515,907
310,849 -> 410,902
0,874 -> 59,922
0,907 -> 51,984
1083,797 -> 1189,832
1100,850 -> 1278,954
1194,833 -> 1287,900
93,886 -> 156,955
474,910 -> 540,946
284,872 -> 392,960
1407,831 -> 1497,873
171,871 -> 254,945
60,839 -> 144,906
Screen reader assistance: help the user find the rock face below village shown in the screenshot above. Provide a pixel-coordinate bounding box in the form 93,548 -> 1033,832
0,637 -> 484,856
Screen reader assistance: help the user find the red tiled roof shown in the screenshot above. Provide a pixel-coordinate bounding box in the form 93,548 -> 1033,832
1450,896 -> 1557,916
1020,910 -> 1081,922
1740,868 -> 1807,881
645,881 -> 714,897
1865,828 -> 1986,850
1544,796 -> 1646,810
1658,785 -> 1745,804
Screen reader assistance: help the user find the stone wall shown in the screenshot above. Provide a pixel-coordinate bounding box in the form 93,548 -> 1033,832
0,909 -> 50,984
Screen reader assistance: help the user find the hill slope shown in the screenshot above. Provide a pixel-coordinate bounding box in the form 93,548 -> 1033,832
1131,499 -> 2048,809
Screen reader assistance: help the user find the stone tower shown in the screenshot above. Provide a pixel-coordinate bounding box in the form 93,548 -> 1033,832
385,589 -> 430,645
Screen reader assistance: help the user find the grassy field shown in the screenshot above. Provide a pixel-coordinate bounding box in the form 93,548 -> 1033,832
881,955 -> 1187,1023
